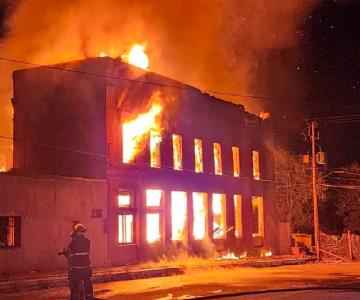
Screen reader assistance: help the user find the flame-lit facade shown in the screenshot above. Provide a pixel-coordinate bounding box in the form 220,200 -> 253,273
1,57 -> 276,271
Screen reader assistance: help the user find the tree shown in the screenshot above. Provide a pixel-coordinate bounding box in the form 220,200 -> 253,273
274,147 -> 326,232
332,163 -> 360,233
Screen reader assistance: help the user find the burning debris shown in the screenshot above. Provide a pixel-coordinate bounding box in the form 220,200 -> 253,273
217,250 -> 247,260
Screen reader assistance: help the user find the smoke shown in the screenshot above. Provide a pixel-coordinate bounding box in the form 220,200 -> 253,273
0,0 -> 317,168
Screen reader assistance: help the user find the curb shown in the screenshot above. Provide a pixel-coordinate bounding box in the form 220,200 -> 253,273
0,258 -> 314,294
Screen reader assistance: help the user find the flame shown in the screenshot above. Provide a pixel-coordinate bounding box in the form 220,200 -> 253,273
122,92 -> 163,164
193,192 -> 207,240
121,43 -> 149,70
217,250 -> 247,260
263,250 -> 272,257
0,166 -> 5,172
146,213 -> 161,243
99,51 -> 107,57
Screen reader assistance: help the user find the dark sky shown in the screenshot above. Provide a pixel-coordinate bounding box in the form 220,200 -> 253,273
0,0 -> 359,169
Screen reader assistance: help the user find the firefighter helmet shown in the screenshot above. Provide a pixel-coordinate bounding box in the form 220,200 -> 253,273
74,223 -> 87,233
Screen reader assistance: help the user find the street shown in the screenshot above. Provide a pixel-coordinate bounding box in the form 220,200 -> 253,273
1,262 -> 360,299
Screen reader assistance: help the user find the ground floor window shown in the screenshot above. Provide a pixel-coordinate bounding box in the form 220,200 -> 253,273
252,196 -> 264,237
118,214 -> 134,244
0,216 -> 21,248
193,192 -> 208,240
171,191 -> 187,241
234,195 -> 243,238
146,213 -> 161,243
212,194 -> 226,239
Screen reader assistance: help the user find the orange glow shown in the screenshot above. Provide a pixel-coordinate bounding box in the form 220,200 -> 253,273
194,139 -> 204,173
212,194 -> 226,239
232,147 -> 240,177
146,213 -> 161,243
0,166 -> 5,172
172,134 -> 183,170
213,143 -> 222,175
252,196 -> 264,237
118,191 -> 131,207
122,92 -> 163,164
99,51 -> 107,57
121,43 -> 149,70
150,130 -> 162,168
193,192 -> 208,240
171,191 -> 187,241
234,195 -> 243,238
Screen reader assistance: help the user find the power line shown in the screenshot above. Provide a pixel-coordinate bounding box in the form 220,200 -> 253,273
0,56 -> 270,100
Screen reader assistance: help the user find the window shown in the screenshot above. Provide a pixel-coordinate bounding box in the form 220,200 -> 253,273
193,192 -> 208,240
212,194 -> 226,239
252,150 -> 260,180
118,214 -> 134,243
172,134 -> 183,170
234,195 -> 242,238
150,130 -> 161,168
252,196 -> 264,237
118,191 -> 132,207
146,189 -> 163,243
232,147 -> 240,177
146,213 -> 161,243
0,216 -> 21,249
194,139 -> 204,173
171,191 -> 187,241
146,189 -> 162,207
213,143 -> 222,175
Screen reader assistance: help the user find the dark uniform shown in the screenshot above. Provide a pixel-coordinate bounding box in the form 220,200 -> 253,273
67,233 -> 94,300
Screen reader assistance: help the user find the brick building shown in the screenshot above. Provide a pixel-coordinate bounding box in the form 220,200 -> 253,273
0,57 -> 276,272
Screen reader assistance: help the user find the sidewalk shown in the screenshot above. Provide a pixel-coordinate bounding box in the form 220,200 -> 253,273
0,256 -> 315,294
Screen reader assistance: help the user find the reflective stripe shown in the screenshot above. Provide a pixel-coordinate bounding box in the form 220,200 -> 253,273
69,252 -> 89,257
70,266 -> 89,269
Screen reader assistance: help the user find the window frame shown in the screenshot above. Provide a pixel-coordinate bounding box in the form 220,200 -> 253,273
0,216 -> 21,249
117,190 -> 136,245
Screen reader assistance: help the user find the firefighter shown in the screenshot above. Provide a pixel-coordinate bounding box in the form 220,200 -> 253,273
67,223 -> 94,300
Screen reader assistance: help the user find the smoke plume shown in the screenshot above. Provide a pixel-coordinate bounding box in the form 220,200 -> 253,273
0,0 -> 317,169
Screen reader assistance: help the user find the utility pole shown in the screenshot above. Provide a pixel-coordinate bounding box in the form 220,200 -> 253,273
311,121 -> 320,261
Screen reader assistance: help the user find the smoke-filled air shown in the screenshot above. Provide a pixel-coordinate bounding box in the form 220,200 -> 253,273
0,0 -> 317,169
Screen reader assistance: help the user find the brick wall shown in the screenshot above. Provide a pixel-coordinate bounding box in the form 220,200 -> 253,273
320,231 -> 360,260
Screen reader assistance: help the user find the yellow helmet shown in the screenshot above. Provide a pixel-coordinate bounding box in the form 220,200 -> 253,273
74,223 -> 87,233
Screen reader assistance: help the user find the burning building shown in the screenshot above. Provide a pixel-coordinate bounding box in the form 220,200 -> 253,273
0,56 -> 276,272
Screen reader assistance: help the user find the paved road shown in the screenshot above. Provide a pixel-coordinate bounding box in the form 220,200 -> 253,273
1,263 -> 360,299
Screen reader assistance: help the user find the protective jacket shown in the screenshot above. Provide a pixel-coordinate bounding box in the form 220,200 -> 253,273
68,235 -> 91,270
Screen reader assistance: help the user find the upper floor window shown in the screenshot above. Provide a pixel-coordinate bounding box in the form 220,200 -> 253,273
0,216 -> 21,249
194,139 -> 204,173
213,143 -> 222,175
150,130 -> 161,168
232,147 -> 240,177
172,134 -> 183,170
252,150 -> 260,180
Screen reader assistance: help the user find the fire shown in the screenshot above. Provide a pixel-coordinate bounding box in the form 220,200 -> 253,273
217,250 -> 247,260
99,51 -> 107,57
193,192 -> 207,240
121,43 -> 149,70
171,191 -> 187,241
122,92 -> 163,164
0,166 -> 5,172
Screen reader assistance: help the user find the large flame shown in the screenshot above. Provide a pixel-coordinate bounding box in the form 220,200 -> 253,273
122,92 -> 163,164
121,43 -> 149,70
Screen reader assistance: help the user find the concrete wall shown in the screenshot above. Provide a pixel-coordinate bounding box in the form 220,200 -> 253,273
0,174 -> 107,274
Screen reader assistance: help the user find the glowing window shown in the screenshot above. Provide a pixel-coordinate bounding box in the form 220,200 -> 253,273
118,214 -> 134,244
118,191 -> 131,207
213,143 -> 222,175
146,189 -> 162,207
194,139 -> 204,173
212,194 -> 226,239
0,216 -> 21,248
146,213 -> 161,243
193,192 -> 208,240
252,196 -> 264,237
232,147 -> 240,177
171,191 -> 187,241
234,195 -> 243,238
172,134 -> 183,170
252,150 -> 260,180
150,130 -> 161,168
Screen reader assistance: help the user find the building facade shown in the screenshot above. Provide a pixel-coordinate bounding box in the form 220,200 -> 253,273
0,57 -> 276,272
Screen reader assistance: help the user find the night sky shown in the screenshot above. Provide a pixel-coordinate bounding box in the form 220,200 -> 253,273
0,0 -> 359,169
